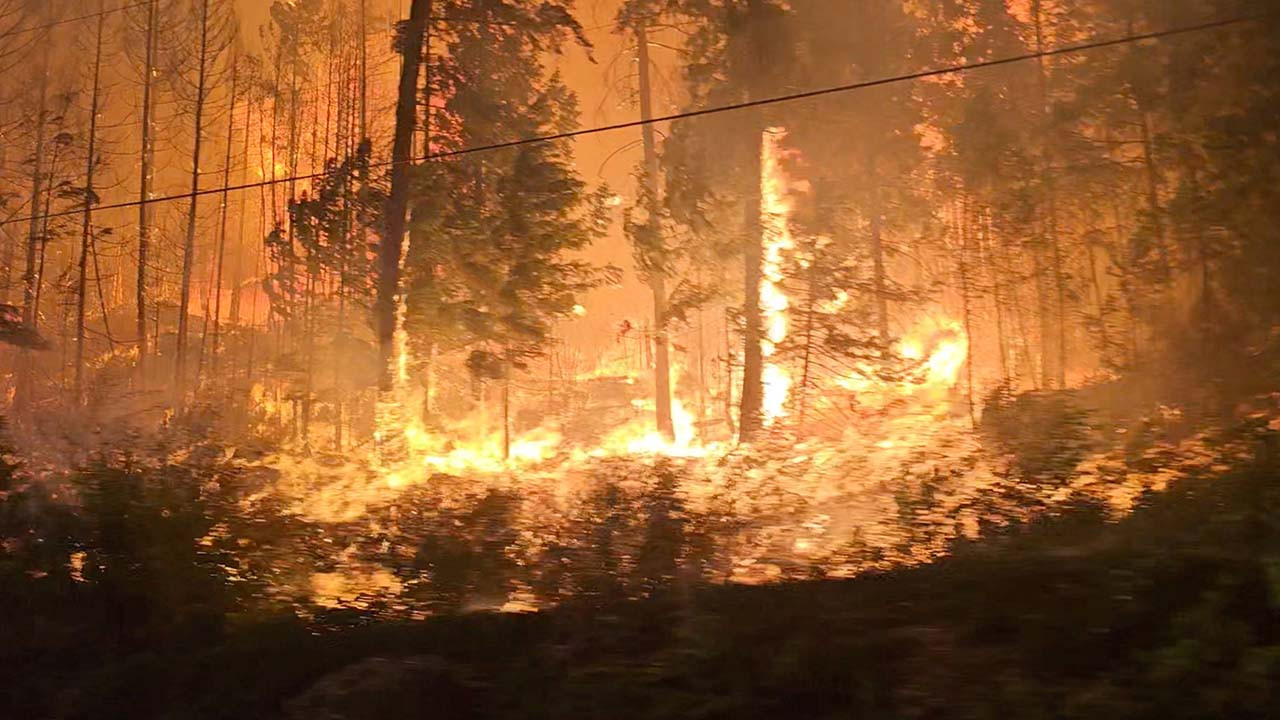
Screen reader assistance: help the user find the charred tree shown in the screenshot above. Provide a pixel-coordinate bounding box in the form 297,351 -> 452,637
15,11 -> 52,416
376,0 -> 429,390
135,0 -> 160,386
635,19 -> 675,441
73,2 -> 107,406
175,0 -> 215,406
208,50 -> 240,381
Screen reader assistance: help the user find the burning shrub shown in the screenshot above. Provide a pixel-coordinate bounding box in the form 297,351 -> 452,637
980,388 -> 1094,487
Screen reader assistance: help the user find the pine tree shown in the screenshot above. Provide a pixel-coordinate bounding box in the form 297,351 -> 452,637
618,0 -> 677,441
785,0 -> 927,347
664,0 -> 794,441
404,0 -> 608,459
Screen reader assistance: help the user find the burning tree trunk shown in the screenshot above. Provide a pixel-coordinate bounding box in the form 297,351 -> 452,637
635,21 -> 675,442
74,3 -> 107,406
501,356 -> 512,461
377,0 -> 429,390
738,123 -> 766,442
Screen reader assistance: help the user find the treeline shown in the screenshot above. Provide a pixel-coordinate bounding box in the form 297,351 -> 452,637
0,0 -> 615,458
647,0 -> 1280,441
0,0 -> 403,448
2,0 -> 1278,456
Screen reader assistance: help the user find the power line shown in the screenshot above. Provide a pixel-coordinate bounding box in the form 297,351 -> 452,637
433,14 -> 617,31
429,12 -> 1269,160
2,11 -> 1268,228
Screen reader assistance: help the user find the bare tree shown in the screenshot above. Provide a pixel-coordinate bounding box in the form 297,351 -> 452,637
73,0 -> 108,405
171,0 -> 235,408
14,2 -> 53,415
205,48 -> 240,383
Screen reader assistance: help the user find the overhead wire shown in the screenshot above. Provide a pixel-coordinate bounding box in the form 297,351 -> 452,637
1,10 -> 1270,229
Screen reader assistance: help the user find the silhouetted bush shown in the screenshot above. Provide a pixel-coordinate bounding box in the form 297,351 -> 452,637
981,388 -> 1093,485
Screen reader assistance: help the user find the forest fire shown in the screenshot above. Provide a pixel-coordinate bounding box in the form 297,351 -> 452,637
3,2 -> 1279,716
836,316 -> 970,407
760,128 -> 797,426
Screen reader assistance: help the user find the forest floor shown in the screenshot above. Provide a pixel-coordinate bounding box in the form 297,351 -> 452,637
6,418 -> 1279,719
5,354 -> 1280,719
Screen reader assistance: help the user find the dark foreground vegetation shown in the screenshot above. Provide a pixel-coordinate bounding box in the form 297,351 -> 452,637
4,423 -> 1278,719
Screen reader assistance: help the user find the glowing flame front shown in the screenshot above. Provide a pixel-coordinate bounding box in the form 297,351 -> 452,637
760,128 -> 795,425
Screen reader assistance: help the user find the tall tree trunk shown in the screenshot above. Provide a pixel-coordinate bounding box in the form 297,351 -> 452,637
248,99 -> 270,386
797,246 -> 818,428
1031,237 -> 1053,390
502,358 -> 511,461
136,0 -> 158,386
1031,0 -> 1067,389
377,0 -> 429,390
34,134 -> 65,332
1086,240 -> 1111,367
696,284 -> 707,425
867,153 -> 890,344
636,21 -> 674,441
210,51 -> 239,380
230,92 -> 252,329
359,0 -> 368,141
722,310 -> 736,437
300,75 -> 321,446
738,121 -> 765,442
174,0 -> 212,407
15,15 -> 52,416
0,108 -> 12,304
982,209 -> 1010,383
74,3 -> 107,406
1137,108 -> 1167,273
334,31 -> 358,451
957,201 -> 976,427
1185,158 -> 1213,330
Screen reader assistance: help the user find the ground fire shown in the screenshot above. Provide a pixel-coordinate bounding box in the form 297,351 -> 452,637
1,1 -> 1279,718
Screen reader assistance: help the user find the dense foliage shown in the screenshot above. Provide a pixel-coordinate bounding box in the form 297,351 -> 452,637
2,419 -> 1278,718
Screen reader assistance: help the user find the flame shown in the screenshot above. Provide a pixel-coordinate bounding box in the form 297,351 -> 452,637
595,360 -> 716,458
247,120 -> 979,572
248,126 -> 972,513
836,315 -> 969,404
760,128 -> 796,425
899,317 -> 968,394
389,409 -> 565,476
575,350 -> 641,382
